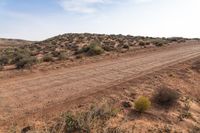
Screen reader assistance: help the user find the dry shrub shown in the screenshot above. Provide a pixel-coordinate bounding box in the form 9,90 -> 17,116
64,113 -> 81,133
191,60 -> 200,73
134,96 -> 151,113
154,87 -> 180,107
51,101 -> 119,133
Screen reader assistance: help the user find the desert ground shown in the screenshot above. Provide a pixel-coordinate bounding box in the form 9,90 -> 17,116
0,34 -> 199,132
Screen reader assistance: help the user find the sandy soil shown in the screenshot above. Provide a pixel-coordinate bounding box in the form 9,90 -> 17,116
0,41 -> 200,130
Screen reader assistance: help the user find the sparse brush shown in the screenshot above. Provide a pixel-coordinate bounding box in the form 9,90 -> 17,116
57,52 -> 68,60
51,101 -> 119,133
178,98 -> 192,121
87,42 -> 104,56
155,42 -> 163,47
88,102 -> 118,120
43,54 -> 54,62
78,41 -> 104,56
134,96 -> 151,113
154,87 -> 180,107
64,113 -> 80,133
138,40 -> 146,46
16,56 -> 37,69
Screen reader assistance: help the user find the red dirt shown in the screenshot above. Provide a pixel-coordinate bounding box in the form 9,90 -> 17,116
0,41 -> 200,130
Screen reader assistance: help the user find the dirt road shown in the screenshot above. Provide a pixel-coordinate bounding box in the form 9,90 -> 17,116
0,41 -> 200,127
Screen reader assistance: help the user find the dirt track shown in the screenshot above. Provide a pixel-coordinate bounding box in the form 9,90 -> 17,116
0,41 -> 200,127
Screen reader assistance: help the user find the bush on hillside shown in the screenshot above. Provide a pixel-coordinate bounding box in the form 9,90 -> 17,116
87,42 -> 104,56
57,52 -> 68,60
43,54 -> 54,62
78,41 -> 104,56
0,55 -> 9,65
16,56 -> 37,69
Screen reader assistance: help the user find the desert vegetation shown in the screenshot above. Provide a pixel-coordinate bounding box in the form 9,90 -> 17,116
153,86 -> 180,107
0,34 -> 188,71
6,57 -> 200,132
1,34 -> 199,132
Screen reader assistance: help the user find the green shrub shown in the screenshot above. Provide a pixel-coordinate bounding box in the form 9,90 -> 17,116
79,41 -> 104,56
134,96 -> 151,113
87,42 -> 104,56
12,50 -> 31,64
43,54 -> 54,62
16,56 -> 37,69
154,87 -> 180,107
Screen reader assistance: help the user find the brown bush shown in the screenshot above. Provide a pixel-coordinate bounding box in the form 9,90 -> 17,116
154,87 -> 180,107
191,61 -> 200,73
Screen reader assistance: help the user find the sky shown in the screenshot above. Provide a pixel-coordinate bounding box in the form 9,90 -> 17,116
0,0 -> 200,40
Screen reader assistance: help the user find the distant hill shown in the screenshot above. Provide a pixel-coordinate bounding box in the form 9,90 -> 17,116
0,38 -> 33,49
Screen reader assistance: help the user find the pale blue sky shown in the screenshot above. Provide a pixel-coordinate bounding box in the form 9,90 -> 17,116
0,0 -> 200,40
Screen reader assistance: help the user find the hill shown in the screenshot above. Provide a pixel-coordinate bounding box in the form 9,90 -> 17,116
0,38 -> 33,49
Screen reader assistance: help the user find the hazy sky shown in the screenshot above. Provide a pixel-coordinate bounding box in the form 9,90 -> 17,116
0,0 -> 200,40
